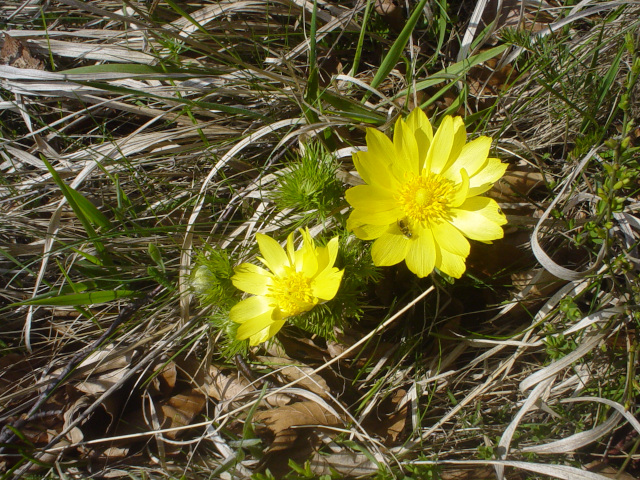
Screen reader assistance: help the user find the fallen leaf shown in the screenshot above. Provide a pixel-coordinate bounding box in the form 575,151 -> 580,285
207,364 -> 292,408
375,0 -> 404,31
1,33 -> 45,70
257,356 -> 331,400
492,169 -> 549,203
150,360 -> 177,396
362,388 -> 408,443
255,401 -> 342,453
276,333 -> 328,362
156,388 -> 206,440
208,365 -> 252,402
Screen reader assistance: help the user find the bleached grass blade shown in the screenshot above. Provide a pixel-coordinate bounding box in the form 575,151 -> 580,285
500,1 -> 632,65
457,0 -> 493,62
170,1 -> 270,37
519,325 -> 614,392
561,396 -> 640,435
495,377 -> 554,479
531,146 -> 603,280
407,459 -> 618,480
521,410 -> 622,454
30,38 -> 155,64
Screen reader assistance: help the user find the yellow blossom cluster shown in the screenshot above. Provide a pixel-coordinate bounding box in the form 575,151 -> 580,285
227,108 -> 506,345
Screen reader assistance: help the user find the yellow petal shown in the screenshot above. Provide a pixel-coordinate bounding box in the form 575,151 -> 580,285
443,136 -> 491,182
230,295 -> 273,324
232,263 -> 271,295
405,108 -> 433,170
450,197 -> 506,241
371,232 -> 411,267
443,116 -> 467,172
347,205 -> 403,226
312,267 -> 344,300
431,221 -> 470,257
353,128 -> 397,187
435,246 -> 467,278
404,228 -> 436,277
449,167 -> 470,208
286,230 -> 296,265
257,233 -> 288,276
298,229 -> 318,276
264,320 -> 287,343
347,218 -> 388,240
467,158 -> 508,196
315,236 -> 339,273
345,184 -> 397,213
237,310 -> 277,343
247,325 -> 273,346
426,116 -> 454,174
392,117 -> 419,176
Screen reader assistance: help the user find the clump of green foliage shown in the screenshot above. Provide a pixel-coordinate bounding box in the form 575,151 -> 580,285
272,141 -> 343,219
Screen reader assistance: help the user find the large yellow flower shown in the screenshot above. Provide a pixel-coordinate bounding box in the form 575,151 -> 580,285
230,228 -> 344,346
346,108 -> 507,278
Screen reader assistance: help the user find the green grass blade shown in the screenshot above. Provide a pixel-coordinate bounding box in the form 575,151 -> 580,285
163,0 -> 209,35
11,289 -> 136,307
66,186 -> 112,230
369,0 -> 430,93
41,157 -> 111,264
320,90 -> 387,123
350,0 -> 374,76
396,44 -> 509,99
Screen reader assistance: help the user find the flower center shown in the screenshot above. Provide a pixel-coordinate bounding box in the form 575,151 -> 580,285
268,268 -> 316,317
397,172 -> 455,224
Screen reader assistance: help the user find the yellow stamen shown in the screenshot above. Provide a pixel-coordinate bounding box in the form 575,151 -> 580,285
397,172 -> 455,225
268,267 -> 315,317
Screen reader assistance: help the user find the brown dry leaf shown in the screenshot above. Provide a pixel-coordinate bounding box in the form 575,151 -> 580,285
150,360 -> 177,396
63,396 -> 91,444
207,365 -> 292,408
362,388 -> 408,443
113,388 -> 206,442
375,0 -> 404,31
208,364 -> 252,402
492,169 -> 549,203
173,354 -> 207,386
1,33 -> 45,70
254,401 -> 342,453
276,333 -> 328,362
492,0 -> 554,34
257,356 -> 331,400
62,388 -> 122,445
74,368 -> 130,397
384,405 -> 408,442
585,462 -> 637,480
156,388 -> 206,440
46,346 -> 138,397
511,268 -> 563,298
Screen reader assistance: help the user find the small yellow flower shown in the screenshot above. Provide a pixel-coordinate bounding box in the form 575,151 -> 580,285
346,108 -> 507,278
230,228 -> 344,346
